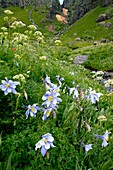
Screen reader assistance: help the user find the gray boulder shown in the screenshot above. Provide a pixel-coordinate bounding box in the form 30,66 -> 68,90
73,55 -> 88,65
96,14 -> 108,22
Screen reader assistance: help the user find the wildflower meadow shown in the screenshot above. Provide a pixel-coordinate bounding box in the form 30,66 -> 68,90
0,9 -> 113,170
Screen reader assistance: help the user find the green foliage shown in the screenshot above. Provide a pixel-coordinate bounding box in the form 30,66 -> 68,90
0,7 -> 113,170
83,43 -> 113,71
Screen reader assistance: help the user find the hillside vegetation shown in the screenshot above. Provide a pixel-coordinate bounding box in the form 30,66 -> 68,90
0,5 -> 67,38
0,5 -> 113,170
61,6 -> 113,42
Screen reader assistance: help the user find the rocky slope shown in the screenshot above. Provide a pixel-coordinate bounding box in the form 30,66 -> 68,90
0,0 -> 113,23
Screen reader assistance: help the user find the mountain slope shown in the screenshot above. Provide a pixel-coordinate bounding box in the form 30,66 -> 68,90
61,6 -> 113,43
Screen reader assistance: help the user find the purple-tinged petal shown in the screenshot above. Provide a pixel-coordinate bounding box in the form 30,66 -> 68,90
56,97 -> 62,102
4,90 -> 8,95
74,88 -> 79,98
0,85 -> 6,91
42,114 -> 47,121
11,88 -> 17,94
90,94 -> 96,104
41,146 -> 47,156
95,134 -> 104,140
42,133 -> 52,138
26,110 -> 29,119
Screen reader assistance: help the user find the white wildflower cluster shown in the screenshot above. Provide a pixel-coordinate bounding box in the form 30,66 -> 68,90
33,31 -> 44,43
12,33 -> 28,44
4,16 -> 9,22
39,56 -> 47,60
13,74 -> 26,82
10,17 -> 17,22
0,31 -> 8,44
4,10 -> 13,15
0,31 -> 8,42
98,115 -> 107,121
92,71 -> 104,81
28,25 -> 37,31
24,30 -> 33,36
14,54 -> 21,60
104,79 -> 113,87
10,21 -> 26,29
1,27 -> 7,32
54,39 -> 62,46
33,31 -> 42,37
24,30 -> 44,43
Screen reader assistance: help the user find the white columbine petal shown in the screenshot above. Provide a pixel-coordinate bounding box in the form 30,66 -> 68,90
47,136 -> 54,142
45,142 -> 50,150
102,140 -> 108,147
2,80 -> 6,84
39,139 -> 45,146
35,142 -> 41,150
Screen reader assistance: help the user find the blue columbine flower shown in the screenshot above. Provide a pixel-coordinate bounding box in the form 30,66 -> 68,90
0,77 -> 19,95
69,86 -> 79,99
85,87 -> 103,104
25,104 -> 40,119
42,107 -> 53,121
44,75 -> 51,84
56,75 -> 64,87
44,75 -> 56,88
95,130 -> 111,147
84,144 -> 92,153
35,133 -> 55,156
81,142 -> 92,153
42,91 -> 62,108
42,76 -> 62,120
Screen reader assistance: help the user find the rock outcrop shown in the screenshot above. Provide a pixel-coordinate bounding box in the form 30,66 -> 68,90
101,0 -> 113,6
0,0 -> 52,8
63,0 -> 113,23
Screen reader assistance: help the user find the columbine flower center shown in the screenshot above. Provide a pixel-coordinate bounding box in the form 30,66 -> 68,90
30,107 -> 35,112
43,138 -> 47,143
91,90 -> 95,94
105,137 -> 109,142
48,96 -> 53,101
46,111 -> 51,116
55,89 -> 59,92
6,83 -> 10,88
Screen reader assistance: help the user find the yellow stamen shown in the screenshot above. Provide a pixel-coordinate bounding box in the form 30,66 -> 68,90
46,111 -> 51,116
6,83 -> 10,88
43,138 -> 47,142
105,138 -> 109,142
30,107 -> 35,112
54,89 -> 59,92
48,96 -> 53,101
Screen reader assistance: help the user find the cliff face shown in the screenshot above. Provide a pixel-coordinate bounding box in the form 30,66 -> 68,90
101,0 -> 113,6
63,0 -> 113,23
67,0 -> 98,23
0,0 -> 52,8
